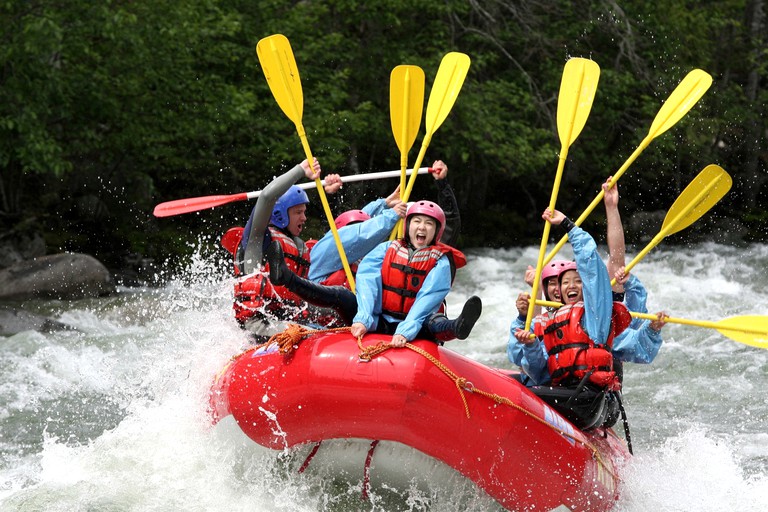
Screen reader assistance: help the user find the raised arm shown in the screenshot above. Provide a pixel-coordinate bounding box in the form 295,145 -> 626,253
603,176 -> 625,293
241,162 -> 311,273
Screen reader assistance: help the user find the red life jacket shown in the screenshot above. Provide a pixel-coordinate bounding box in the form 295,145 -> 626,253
266,227 -> 310,279
380,239 -> 466,320
232,227 -> 311,323
232,272 -> 342,327
320,263 -> 360,289
220,227 -> 245,276
534,301 -> 632,391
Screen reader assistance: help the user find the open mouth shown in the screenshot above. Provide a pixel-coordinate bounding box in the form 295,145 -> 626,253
415,233 -> 427,244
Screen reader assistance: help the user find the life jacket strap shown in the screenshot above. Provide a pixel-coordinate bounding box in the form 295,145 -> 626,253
390,262 -> 428,276
547,342 -> 590,356
543,319 -> 571,335
382,284 -> 418,299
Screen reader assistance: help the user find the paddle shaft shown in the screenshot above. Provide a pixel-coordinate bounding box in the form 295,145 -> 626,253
610,174 -> 722,286
525,58 -> 600,332
260,167 -> 431,198
401,53 -> 470,206
525,154 -> 567,331
543,139 -> 650,266
390,139 -> 431,240
543,70 -> 713,265
259,35 -> 356,290
532,299 -> 768,337
630,312 -> 762,335
153,168 -> 432,217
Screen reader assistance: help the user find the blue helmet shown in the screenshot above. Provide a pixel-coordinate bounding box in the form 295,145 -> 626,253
270,185 -> 309,229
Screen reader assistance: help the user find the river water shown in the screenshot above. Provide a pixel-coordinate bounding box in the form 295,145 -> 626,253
1,242 -> 766,511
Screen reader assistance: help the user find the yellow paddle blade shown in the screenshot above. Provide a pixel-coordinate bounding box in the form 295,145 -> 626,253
425,52 -> 470,134
556,58 -> 600,149
390,65 -> 425,156
662,164 -> 731,235
400,52 -> 470,207
524,58 -> 599,331
647,69 -> 712,139
716,316 -> 768,349
541,69 -> 711,267
256,34 -> 304,125
630,312 -> 768,350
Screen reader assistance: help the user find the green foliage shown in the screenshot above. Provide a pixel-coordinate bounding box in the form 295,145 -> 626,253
0,0 -> 765,268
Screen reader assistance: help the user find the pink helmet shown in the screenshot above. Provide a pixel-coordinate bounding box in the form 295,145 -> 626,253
406,200 -> 446,243
334,209 -> 371,229
540,260 -> 577,300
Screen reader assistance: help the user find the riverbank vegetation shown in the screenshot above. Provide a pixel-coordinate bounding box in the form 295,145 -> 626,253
1,1 -> 765,276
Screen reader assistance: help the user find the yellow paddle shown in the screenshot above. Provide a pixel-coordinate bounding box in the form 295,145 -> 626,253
390,65 -> 425,238
542,69 -> 713,266
390,52 -> 471,239
533,298 -> 768,350
256,34 -> 356,292
633,313 -> 768,350
611,164 -> 731,286
524,58 -> 600,331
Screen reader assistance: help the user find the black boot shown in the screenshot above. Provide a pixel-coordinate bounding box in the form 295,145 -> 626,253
428,296 -> 482,342
266,241 -> 292,286
455,295 -> 482,339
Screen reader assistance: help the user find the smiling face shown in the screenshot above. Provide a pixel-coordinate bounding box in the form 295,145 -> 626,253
407,214 -> 437,249
559,270 -> 583,305
286,204 -> 307,237
544,276 -> 562,302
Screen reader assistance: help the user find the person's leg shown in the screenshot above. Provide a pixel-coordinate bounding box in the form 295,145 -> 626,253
267,241 -> 357,323
427,296 -> 483,342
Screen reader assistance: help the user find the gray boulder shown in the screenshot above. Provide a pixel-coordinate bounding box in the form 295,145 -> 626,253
0,306 -> 76,336
0,253 -> 116,301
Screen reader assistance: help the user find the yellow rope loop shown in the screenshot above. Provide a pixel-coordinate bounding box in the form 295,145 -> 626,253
266,323 -> 310,353
472,388 -> 514,407
357,338 -> 392,361
452,378 -> 472,419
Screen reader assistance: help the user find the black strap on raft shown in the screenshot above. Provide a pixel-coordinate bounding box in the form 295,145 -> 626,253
298,441 -> 323,473
616,391 -> 633,455
361,440 -> 380,501
564,369 -> 594,408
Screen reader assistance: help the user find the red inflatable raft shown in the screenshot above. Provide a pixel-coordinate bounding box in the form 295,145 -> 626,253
209,330 -> 630,511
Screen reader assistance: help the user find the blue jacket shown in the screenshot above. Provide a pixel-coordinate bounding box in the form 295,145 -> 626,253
308,199 -> 400,283
612,274 -> 663,364
353,240 -> 451,341
514,225 -> 614,385
507,312 -> 551,385
509,227 -> 663,385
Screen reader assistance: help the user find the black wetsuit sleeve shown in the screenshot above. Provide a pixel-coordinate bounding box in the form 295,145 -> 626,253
557,216 -> 576,236
436,180 -> 461,246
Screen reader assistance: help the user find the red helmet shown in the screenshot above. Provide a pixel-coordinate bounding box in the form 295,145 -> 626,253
334,210 -> 371,229
541,260 -> 577,300
406,201 -> 446,243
